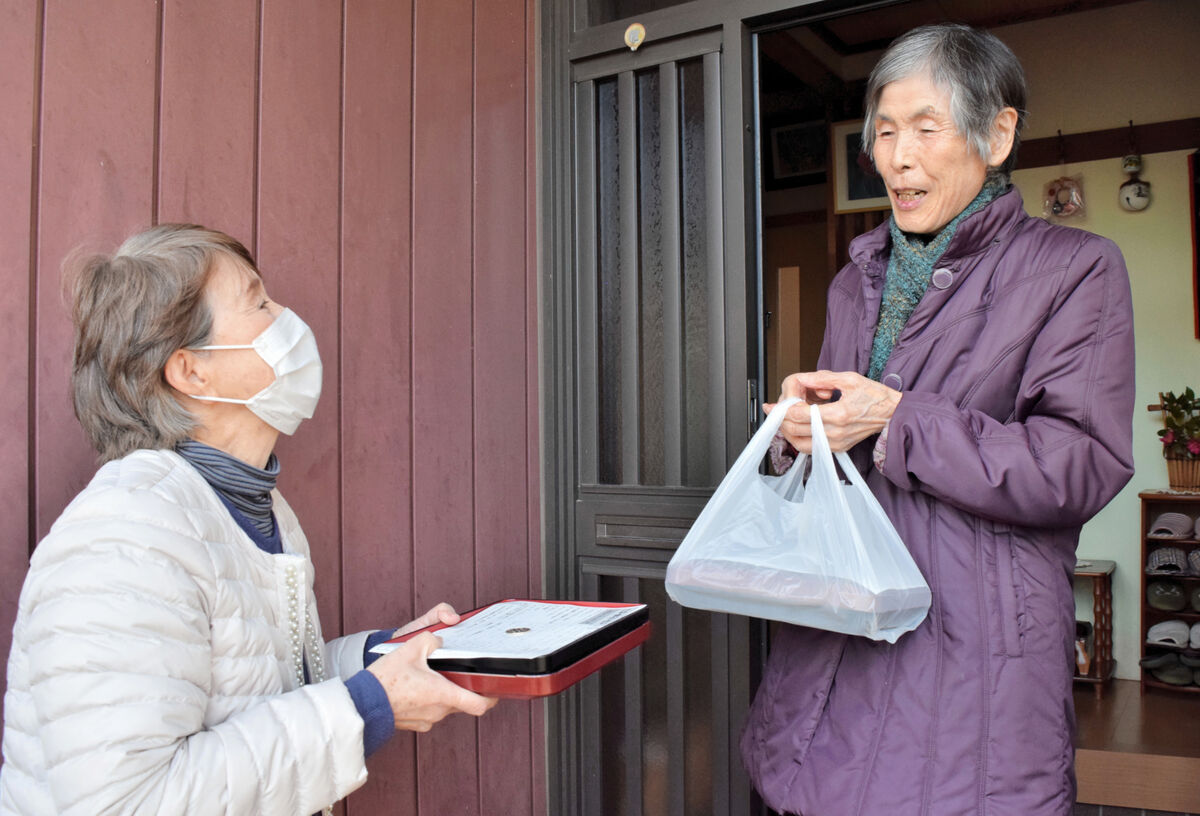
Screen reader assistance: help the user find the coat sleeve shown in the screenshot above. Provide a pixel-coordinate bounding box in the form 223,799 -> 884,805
325,631 -> 371,678
876,235 -> 1135,528
20,492 -> 368,816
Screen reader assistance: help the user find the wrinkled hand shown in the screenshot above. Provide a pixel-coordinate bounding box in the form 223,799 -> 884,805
763,370 -> 901,453
367,631 -> 498,732
393,602 -> 462,639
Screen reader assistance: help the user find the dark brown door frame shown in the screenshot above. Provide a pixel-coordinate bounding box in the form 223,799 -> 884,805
538,2 -> 896,813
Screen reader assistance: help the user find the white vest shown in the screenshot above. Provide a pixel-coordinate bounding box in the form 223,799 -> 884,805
1,449 -> 370,815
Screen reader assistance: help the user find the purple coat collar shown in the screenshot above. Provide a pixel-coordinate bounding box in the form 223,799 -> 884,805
848,185 -> 1028,276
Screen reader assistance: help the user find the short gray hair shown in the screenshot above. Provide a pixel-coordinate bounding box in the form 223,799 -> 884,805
70,224 -> 259,462
862,24 -> 1027,177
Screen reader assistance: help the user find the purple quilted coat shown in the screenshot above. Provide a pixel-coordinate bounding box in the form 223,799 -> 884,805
741,188 -> 1134,816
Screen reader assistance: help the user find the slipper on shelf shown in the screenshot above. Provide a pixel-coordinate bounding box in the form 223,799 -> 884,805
1146,546 -> 1190,575
1149,512 -> 1193,539
1147,580 -> 1187,612
1139,651 -> 1180,669
1152,661 -> 1194,686
1147,620 -> 1190,647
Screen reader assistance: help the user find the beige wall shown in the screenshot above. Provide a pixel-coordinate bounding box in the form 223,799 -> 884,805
1002,0 -> 1200,679
1012,151 -> 1196,680
764,220 -> 828,391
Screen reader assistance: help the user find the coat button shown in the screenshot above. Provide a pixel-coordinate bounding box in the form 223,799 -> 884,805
883,373 -> 903,390
931,268 -> 953,289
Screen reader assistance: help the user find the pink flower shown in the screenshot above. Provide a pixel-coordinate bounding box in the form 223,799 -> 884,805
1187,439 -> 1200,456
1163,430 -> 1176,445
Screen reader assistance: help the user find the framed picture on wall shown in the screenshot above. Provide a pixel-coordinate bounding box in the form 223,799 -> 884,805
769,121 -> 826,188
831,119 -> 890,214
1191,150 -> 1199,339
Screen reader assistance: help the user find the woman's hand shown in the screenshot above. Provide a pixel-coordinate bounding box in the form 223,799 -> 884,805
366,631 -> 498,732
764,370 -> 901,453
393,602 -> 461,639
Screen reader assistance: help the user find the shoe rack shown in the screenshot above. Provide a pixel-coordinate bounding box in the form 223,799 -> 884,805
1139,490 -> 1200,694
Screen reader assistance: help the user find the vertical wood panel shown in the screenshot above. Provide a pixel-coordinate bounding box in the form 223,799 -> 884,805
472,0 -> 535,811
666,602 -> 685,816
710,614 -> 731,815
581,570 -> 602,816
340,0 -> 419,812
36,0 -> 159,537
257,0 -> 344,637
0,0 -> 39,712
622,576 -> 643,816
410,0 -> 480,811
157,0 -> 257,240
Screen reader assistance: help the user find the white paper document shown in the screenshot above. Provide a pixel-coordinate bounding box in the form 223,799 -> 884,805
369,600 -> 644,660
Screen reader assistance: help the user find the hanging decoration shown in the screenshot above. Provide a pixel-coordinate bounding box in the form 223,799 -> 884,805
1119,121 -> 1152,212
1041,130 -> 1086,220
624,23 -> 646,51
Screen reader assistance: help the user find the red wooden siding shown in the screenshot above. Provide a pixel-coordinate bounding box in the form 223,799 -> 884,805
341,0 -> 422,810
0,2 -> 542,815
473,0 -> 542,810
410,0 -> 485,811
0,0 -> 38,693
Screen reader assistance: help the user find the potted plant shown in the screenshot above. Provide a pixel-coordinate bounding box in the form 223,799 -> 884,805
1157,388 -> 1200,490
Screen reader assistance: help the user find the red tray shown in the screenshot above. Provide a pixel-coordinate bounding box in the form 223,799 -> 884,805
440,621 -> 651,698
378,599 -> 651,698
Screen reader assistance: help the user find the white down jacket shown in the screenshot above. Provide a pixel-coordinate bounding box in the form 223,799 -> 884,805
1,449 -> 372,815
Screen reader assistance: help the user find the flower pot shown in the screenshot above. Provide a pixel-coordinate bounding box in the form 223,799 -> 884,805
1166,457 -> 1200,491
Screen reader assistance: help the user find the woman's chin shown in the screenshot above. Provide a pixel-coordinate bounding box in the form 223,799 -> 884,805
891,208 -> 949,236
892,212 -> 926,233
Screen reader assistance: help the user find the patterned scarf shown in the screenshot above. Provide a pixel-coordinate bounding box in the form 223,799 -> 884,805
867,176 -> 1006,381
176,439 -> 279,538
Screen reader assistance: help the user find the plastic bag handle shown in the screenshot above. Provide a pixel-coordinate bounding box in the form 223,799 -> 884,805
710,393 -> 806,494
739,396 -> 803,471
807,404 -> 874,575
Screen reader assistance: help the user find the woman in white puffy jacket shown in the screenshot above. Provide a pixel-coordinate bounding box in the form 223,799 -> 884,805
0,225 -> 495,816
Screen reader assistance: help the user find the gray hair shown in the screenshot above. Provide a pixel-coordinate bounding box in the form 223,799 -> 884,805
862,24 -> 1027,177
70,224 -> 259,462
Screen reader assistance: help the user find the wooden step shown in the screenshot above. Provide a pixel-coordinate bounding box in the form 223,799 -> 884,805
1074,679 -> 1200,812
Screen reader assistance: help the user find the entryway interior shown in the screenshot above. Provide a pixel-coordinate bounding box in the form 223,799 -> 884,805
755,1 -> 1200,813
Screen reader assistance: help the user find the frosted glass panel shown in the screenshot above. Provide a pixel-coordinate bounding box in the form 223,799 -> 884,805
679,57 -> 712,487
595,577 -> 714,816
583,56 -> 720,488
596,77 -> 624,485
637,68 -> 665,486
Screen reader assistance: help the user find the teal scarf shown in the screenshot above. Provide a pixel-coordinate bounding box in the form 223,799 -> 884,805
867,177 -> 1006,381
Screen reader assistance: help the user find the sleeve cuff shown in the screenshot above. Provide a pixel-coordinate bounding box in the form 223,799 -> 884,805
872,420 -> 891,474
362,629 -> 394,667
345,669 -> 394,758
768,433 -> 798,475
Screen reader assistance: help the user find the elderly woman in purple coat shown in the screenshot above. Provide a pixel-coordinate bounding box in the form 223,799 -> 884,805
741,24 -> 1134,816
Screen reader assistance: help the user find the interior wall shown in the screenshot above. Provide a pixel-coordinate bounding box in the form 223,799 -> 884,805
763,218 -> 827,391
0,2 -> 543,813
1000,0 -> 1200,682
1012,150 -> 1198,680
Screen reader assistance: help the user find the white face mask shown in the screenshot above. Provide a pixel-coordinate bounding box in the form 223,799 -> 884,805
189,308 -> 323,435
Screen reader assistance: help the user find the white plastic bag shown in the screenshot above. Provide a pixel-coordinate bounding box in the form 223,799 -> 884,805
665,398 -> 930,643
